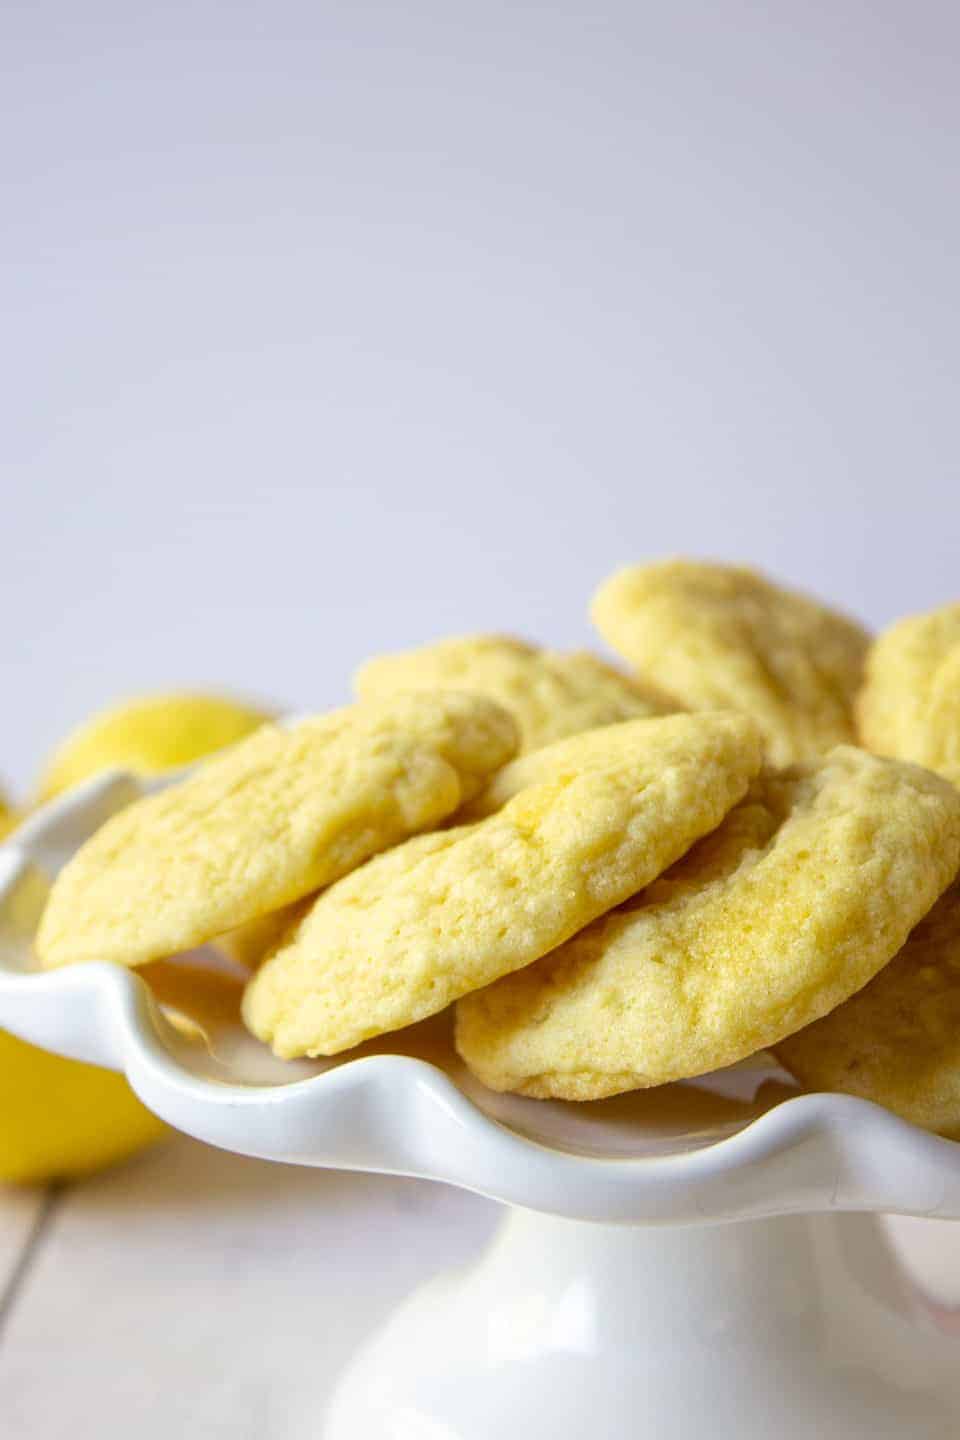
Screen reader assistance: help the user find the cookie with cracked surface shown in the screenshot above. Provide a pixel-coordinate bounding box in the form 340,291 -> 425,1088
461,715 -> 694,819
591,559 -> 869,766
215,901 -> 311,970
776,877 -> 960,1137
243,711 -> 763,1057
455,747 -> 960,1100
355,633 -> 676,753
36,691 -> 519,970
856,603 -> 960,788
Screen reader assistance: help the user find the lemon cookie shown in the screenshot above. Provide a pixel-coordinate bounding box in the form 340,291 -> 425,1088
856,603 -> 960,787
455,747 -> 960,1099
462,716 -> 684,819
36,691 -> 518,970
591,559 -> 869,765
37,691 -> 274,801
216,901 -> 310,970
776,877 -> 960,1136
355,634 -> 676,752
243,711 -> 763,1057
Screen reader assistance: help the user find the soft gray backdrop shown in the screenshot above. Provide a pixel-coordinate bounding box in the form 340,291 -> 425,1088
3,1 -> 958,792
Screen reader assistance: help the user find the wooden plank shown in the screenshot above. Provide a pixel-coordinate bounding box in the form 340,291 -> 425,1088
0,1186 -> 49,1321
0,1134 -> 497,1439
882,1214 -> 960,1309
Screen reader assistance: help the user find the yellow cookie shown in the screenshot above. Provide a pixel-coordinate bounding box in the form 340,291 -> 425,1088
243,711 -> 764,1057
856,603 -> 960,787
36,691 -> 518,971
461,716 -> 687,819
455,747 -> 960,1100
776,877 -> 960,1136
216,901 -> 310,970
355,633 -> 676,752
37,691 -> 275,801
591,559 -> 869,766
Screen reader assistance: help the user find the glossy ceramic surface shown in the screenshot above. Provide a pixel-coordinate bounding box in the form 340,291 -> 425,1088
325,1207 -> 960,1439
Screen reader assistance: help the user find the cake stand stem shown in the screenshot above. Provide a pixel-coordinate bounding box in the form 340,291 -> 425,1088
323,1202 -> 960,1439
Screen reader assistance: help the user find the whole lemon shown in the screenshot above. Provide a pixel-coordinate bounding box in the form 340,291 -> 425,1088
0,1030 -> 167,1184
36,691 -> 273,801
0,785 -> 17,841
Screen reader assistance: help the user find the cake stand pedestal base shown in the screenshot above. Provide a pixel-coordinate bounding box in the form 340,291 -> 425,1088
324,1205 -> 960,1439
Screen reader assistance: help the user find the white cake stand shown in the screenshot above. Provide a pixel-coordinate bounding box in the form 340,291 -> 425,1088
3,774 -> 960,1439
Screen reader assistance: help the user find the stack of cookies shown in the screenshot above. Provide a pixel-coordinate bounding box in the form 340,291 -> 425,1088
33,561 -> 960,1137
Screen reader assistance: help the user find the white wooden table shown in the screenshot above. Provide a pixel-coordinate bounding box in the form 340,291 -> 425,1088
0,1136 -> 497,1438
3,1135 -> 960,1438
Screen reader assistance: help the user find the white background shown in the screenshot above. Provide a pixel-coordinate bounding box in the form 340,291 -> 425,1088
3,0 -> 959,794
